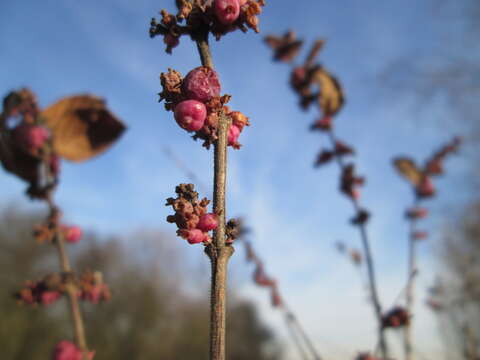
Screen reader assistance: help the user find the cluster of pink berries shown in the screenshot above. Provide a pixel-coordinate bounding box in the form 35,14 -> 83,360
411,136 -> 461,199
160,67 -> 250,149
34,209 -> 82,245
15,270 -> 111,306
12,123 -> 50,155
166,183 -> 218,245
381,306 -> 410,328
77,271 -> 111,304
149,0 -> 266,52
15,279 -> 62,306
53,340 -> 94,360
340,164 -> 364,200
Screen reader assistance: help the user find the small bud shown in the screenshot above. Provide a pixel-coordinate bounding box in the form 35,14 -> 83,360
183,67 -> 221,102
229,111 -> 249,131
52,340 -> 95,360
164,33 -> 179,53
174,100 -> 207,132
40,291 -> 61,305
197,213 -> 218,232
416,177 -> 435,198
214,0 -> 240,25
182,228 -> 209,244
13,123 -> 50,152
63,226 -> 82,244
228,124 -> 241,146
406,207 -> 428,219
413,231 -> 428,240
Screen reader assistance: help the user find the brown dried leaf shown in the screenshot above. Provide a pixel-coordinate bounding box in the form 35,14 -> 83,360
41,95 -> 126,162
313,68 -> 344,116
393,157 -> 423,186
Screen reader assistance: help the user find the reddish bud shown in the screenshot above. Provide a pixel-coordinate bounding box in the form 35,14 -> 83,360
182,228 -> 209,244
228,124 -> 241,146
230,111 -> 249,131
416,177 -> 435,198
174,100 -> 207,132
406,207 -> 428,219
64,226 -> 82,244
413,231 -> 428,240
52,340 -> 94,360
13,123 -> 50,152
164,33 -> 179,52
183,67 -> 221,102
311,116 -> 332,131
197,213 -> 218,232
214,0 -> 240,25
40,291 -> 61,305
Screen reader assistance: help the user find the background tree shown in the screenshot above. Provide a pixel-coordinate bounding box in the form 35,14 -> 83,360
0,207 -> 282,360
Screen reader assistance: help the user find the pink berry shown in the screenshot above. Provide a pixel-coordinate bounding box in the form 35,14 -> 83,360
174,100 -> 207,132
416,177 -> 435,198
41,291 -> 61,305
197,213 -> 218,232
164,33 -> 179,49
82,286 -> 102,304
64,226 -> 82,244
214,0 -> 240,25
52,340 -> 94,360
228,124 -> 241,146
183,67 -> 221,102
13,123 -> 50,151
185,229 -> 208,244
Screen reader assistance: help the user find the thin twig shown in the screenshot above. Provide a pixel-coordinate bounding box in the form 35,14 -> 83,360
326,130 -> 389,359
404,197 -> 420,360
195,32 -> 234,360
47,192 -> 89,359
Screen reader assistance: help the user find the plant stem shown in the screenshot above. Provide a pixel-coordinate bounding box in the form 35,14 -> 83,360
326,130 -> 389,359
404,198 -> 420,360
196,33 -> 233,360
47,195 -> 89,358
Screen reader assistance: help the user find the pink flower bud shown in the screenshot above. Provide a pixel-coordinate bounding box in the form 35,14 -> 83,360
197,213 -> 218,232
82,286 -> 102,304
41,291 -> 61,305
228,124 -> 241,146
64,226 -> 82,244
174,100 -> 207,132
52,340 -> 94,360
214,0 -> 240,25
13,123 -> 50,151
183,229 -> 209,244
163,33 -> 179,49
406,207 -> 428,219
416,177 -> 435,198
183,67 -> 221,102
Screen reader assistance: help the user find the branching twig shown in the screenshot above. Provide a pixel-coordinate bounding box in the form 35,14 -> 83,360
326,130 -> 388,359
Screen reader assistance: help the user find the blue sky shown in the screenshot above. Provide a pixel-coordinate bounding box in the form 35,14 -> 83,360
0,1 -> 472,359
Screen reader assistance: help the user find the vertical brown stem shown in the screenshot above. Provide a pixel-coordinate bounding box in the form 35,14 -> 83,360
326,130 -> 389,359
404,199 -> 419,360
196,33 -> 234,360
48,194 -> 89,358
